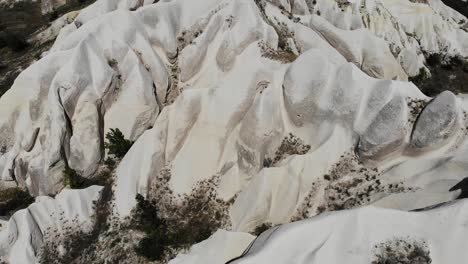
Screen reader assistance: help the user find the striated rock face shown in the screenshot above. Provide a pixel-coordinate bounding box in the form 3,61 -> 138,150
0,0 -> 467,263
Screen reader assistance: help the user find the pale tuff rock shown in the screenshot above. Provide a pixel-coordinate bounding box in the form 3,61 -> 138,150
0,0 -> 467,263
302,0 -> 468,77
410,91 -> 461,150
308,15 -> 408,80
169,230 -> 255,264
0,3 -> 170,195
357,95 -> 408,159
228,200 -> 468,264
0,186 -> 103,264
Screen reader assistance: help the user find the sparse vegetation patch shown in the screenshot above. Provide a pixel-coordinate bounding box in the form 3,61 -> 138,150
39,185 -> 113,264
131,167 -> 232,261
263,133 -> 311,167
372,238 -> 432,264
293,152 -> 416,221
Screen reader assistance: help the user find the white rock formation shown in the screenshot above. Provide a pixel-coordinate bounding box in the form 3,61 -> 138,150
228,200 -> 468,263
169,230 -> 255,264
0,186 -> 103,263
0,0 -> 467,262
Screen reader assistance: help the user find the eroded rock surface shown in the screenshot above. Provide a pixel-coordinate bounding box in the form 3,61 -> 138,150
0,0 -> 467,263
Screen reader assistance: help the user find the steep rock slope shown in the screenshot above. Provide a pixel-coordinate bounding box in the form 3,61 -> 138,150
0,0 -> 467,263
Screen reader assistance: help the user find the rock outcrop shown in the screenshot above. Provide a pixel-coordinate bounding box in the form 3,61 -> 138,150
0,0 -> 467,263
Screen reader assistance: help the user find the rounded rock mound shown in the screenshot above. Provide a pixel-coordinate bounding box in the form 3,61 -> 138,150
357,95 -> 408,159
410,91 -> 460,150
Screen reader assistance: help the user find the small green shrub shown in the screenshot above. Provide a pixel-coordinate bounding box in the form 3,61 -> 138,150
63,167 -> 87,189
0,187 -> 34,216
409,68 -> 429,87
104,128 -> 133,159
